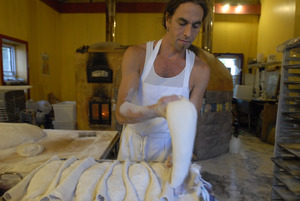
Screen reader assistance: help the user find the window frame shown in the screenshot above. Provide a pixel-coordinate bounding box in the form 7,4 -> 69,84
214,53 -> 244,86
0,34 -> 29,86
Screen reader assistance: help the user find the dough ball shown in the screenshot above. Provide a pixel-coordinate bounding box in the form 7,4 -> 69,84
16,143 -> 44,157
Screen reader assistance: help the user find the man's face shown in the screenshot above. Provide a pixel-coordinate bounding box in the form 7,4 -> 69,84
167,2 -> 204,51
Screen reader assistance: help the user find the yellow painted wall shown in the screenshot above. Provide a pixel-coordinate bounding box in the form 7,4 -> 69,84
212,14 -> 259,73
258,0 -> 296,60
116,13 -> 165,46
59,13 -> 106,101
295,0 -> 300,37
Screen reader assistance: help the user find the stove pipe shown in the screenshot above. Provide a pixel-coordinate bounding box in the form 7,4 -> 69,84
202,0 -> 214,53
106,0 -> 116,42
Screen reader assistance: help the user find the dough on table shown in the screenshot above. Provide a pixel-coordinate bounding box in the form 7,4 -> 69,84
16,142 -> 44,157
166,98 -> 198,188
0,123 -> 45,149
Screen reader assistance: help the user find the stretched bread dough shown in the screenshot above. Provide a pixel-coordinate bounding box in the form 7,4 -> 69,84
16,143 -> 44,157
107,163 -> 126,201
166,98 -> 197,188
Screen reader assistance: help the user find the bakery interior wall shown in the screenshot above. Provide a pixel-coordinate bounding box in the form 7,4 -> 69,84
0,0 -> 299,101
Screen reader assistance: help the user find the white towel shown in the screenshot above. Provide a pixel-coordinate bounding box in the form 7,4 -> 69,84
95,160 -> 120,201
41,157 -> 96,201
123,160 -> 140,201
75,162 -> 111,201
141,162 -> 161,201
3,155 -> 60,201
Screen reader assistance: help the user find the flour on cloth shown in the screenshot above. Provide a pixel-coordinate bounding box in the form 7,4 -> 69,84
42,156 -> 77,196
24,160 -> 63,200
129,163 -> 150,200
5,157 -> 213,201
41,157 -> 96,201
75,162 -> 111,201
141,162 -> 161,201
123,161 -> 139,201
95,160 -> 120,201
107,163 -> 126,201
3,156 -> 60,201
166,98 -> 198,188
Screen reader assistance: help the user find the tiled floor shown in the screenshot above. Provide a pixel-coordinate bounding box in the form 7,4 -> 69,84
196,130 -> 275,201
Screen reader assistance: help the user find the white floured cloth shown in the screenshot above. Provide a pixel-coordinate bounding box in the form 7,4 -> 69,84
3,157 -> 214,201
95,160 -> 120,201
75,161 -> 111,201
123,160 -> 140,201
41,157 -> 96,201
3,156 -> 60,201
117,39 -> 196,162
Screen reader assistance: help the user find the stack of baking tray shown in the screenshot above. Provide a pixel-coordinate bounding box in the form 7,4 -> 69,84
272,143 -> 300,200
0,90 -> 25,122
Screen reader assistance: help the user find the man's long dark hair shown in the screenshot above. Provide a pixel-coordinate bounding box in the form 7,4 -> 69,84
162,0 -> 208,29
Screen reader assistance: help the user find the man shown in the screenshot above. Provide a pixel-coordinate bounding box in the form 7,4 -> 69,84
116,0 -> 210,162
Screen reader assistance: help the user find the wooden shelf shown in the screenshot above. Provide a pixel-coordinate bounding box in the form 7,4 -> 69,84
247,61 -> 281,68
0,85 -> 32,91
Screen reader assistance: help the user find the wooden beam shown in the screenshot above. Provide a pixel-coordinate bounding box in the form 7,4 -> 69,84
116,2 -> 166,13
40,0 -> 62,12
60,2 -> 106,13
40,1 -> 167,13
40,1 -> 260,15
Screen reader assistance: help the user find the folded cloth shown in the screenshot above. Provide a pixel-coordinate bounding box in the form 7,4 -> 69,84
42,156 -> 77,197
3,156 -> 60,201
75,161 -> 111,201
129,163 -> 150,200
24,160 -> 64,200
160,167 -> 175,201
41,157 -> 96,201
141,162 -> 161,201
123,160 -> 139,201
160,164 -> 212,201
95,160 -> 120,201
107,163 -> 126,201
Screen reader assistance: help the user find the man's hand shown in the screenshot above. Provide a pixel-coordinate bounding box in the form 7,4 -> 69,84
155,95 -> 182,118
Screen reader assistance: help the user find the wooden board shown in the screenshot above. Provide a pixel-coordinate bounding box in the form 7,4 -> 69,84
272,157 -> 300,178
278,143 -> 300,158
275,172 -> 300,195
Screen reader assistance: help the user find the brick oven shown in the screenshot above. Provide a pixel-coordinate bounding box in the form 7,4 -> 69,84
74,43 -> 127,131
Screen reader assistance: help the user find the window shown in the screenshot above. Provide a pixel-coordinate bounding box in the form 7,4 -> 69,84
2,44 -> 16,80
0,34 -> 29,86
214,53 -> 244,86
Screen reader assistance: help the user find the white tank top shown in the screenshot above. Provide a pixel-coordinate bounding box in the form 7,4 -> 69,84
130,39 -> 195,135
